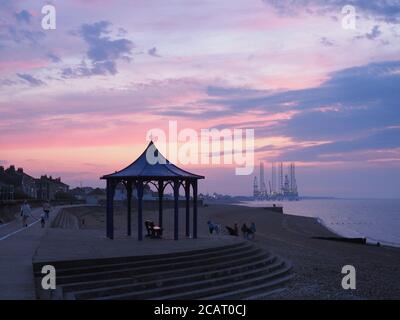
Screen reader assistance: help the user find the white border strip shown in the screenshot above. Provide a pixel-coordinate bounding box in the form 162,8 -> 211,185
0,219 -> 39,241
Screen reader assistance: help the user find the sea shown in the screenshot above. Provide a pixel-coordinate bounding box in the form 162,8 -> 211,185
239,199 -> 400,247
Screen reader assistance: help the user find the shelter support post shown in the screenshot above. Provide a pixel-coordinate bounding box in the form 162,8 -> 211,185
185,181 -> 190,237
173,180 -> 180,240
158,180 -> 163,228
193,180 -> 198,239
126,181 -> 133,236
106,179 -> 116,239
137,180 -> 144,241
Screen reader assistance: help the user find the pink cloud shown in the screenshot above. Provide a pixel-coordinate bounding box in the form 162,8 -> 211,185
0,60 -> 47,73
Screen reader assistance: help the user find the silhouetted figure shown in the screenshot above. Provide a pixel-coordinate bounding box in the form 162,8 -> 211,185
207,220 -> 215,235
241,223 -> 248,238
248,222 -> 256,240
145,220 -> 154,237
207,220 -> 220,235
43,201 -> 51,220
40,212 -> 45,228
144,220 -> 163,238
214,223 -> 220,234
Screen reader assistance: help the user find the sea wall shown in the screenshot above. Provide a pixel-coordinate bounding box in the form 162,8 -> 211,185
264,206 -> 284,213
0,200 -> 83,223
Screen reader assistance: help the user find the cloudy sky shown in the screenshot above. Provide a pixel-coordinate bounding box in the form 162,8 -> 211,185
1,0 -> 400,198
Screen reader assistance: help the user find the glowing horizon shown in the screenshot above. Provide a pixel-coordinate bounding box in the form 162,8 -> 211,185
1,0 -> 400,198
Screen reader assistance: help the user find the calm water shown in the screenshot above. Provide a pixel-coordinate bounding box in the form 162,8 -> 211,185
240,199 -> 400,247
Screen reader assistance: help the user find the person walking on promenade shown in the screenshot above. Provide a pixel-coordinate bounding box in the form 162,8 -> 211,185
43,201 -> 51,220
20,200 -> 32,227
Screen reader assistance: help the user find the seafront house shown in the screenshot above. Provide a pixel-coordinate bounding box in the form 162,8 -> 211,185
36,175 -> 69,201
113,183 -> 157,201
69,187 -> 95,201
85,188 -> 106,205
0,181 -> 14,201
0,166 -> 37,199
0,165 -> 69,201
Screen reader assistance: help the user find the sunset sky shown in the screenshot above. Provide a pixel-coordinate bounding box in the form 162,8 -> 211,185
1,0 -> 400,198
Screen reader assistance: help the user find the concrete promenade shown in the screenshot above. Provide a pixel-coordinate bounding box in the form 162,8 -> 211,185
0,206 -> 68,299
0,205 -> 240,299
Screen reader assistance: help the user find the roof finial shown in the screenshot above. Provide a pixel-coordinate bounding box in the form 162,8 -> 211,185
149,131 -> 157,142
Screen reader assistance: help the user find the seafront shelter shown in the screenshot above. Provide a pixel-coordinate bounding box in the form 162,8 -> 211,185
101,141 -> 204,241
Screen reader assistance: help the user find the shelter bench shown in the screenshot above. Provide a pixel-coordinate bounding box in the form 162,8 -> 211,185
145,220 -> 163,238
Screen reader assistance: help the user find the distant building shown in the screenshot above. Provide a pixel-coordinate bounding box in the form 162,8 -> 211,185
36,175 -> 69,201
0,165 -> 37,199
199,192 -> 232,201
0,167 -> 13,200
0,180 -> 14,200
114,184 -> 127,201
69,187 -> 94,201
113,184 -> 157,201
86,188 -> 106,205
0,165 -> 70,201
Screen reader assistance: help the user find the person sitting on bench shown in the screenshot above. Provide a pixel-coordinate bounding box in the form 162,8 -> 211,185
145,220 -> 154,237
144,220 -> 163,238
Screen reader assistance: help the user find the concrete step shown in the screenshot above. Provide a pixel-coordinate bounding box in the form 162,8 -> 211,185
70,257 -> 281,299
48,242 -> 254,277
33,241 -> 248,273
34,241 -> 294,300
148,263 -> 293,300
202,272 -> 294,300
92,258 -> 289,300
202,262 -> 294,300
61,251 -> 273,294
55,246 -> 265,285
